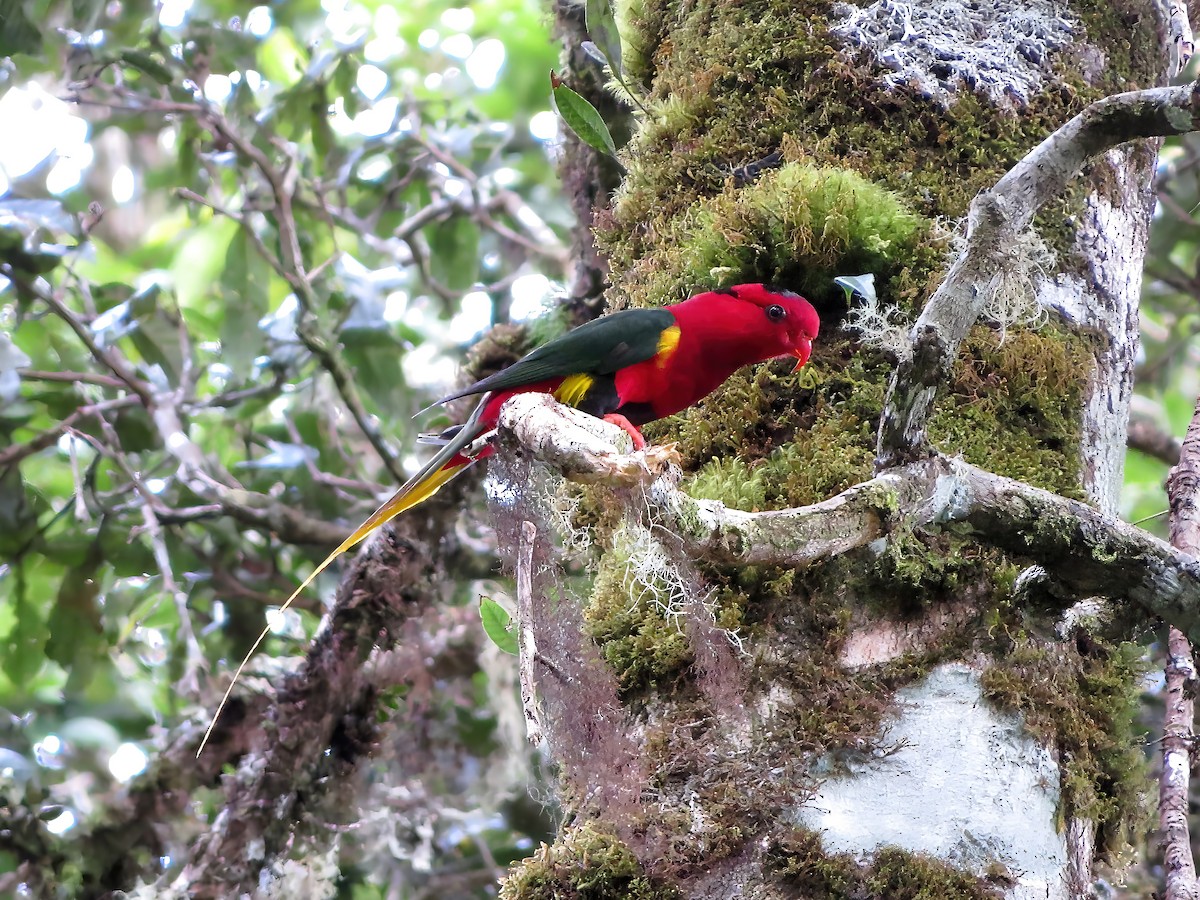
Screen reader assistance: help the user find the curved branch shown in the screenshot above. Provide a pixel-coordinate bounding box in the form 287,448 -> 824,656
877,79 -> 1200,467
498,394 -> 1200,640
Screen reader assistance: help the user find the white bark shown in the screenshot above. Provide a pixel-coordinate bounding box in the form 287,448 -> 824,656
795,663 -> 1070,900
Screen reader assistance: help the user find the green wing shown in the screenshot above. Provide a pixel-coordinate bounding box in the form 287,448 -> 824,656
437,307 -> 676,404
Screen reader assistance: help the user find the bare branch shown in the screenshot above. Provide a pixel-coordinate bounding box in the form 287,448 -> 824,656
0,395 -> 139,468
878,78 -> 1200,467
180,513 -> 445,897
1130,414 -> 1184,465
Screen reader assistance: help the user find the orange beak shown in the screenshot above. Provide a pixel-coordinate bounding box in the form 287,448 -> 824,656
791,338 -> 812,372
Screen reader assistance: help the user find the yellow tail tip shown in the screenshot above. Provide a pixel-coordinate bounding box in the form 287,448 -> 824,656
196,462 -> 468,758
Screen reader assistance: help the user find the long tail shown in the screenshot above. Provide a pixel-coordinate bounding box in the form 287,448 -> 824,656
197,398 -> 491,756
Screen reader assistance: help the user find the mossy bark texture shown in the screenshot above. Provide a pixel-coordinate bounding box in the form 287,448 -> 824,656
501,0 -> 1166,897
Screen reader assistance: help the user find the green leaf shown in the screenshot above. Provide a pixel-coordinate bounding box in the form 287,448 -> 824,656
221,230 -> 272,377
428,217 -> 481,291
120,50 -> 174,84
0,467 -> 37,558
0,198 -> 78,237
479,596 -> 518,656
341,341 -> 408,419
2,563 -> 46,687
0,197 -> 78,277
127,286 -> 188,387
585,0 -> 623,77
111,406 -> 160,453
551,83 -> 617,157
45,537 -> 104,675
0,3 -> 40,58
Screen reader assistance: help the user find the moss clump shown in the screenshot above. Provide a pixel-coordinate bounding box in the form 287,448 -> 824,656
685,455 -> 767,511
730,558 -> 964,759
649,318 -> 1087,515
766,829 -> 1003,899
602,0 -> 1162,283
847,527 -> 1022,621
583,524 -> 701,691
500,823 -> 678,900
980,636 -> 1149,858
930,325 -> 1093,499
765,827 -> 859,897
609,162 -> 929,314
865,847 -> 1004,899
659,339 -> 887,511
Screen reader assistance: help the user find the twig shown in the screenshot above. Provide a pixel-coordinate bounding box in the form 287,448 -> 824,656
878,78 -> 1200,468
0,395 -> 140,469
17,369 -> 127,388
516,520 -> 544,747
175,187 -> 287,276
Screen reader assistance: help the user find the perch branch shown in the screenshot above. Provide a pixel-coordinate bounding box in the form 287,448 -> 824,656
878,77 -> 1200,467
498,394 -> 1200,641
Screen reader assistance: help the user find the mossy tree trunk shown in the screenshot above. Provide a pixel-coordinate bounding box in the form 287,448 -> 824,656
500,0 -> 1167,897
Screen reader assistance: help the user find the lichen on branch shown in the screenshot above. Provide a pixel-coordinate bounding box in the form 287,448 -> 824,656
497,393 -> 1200,641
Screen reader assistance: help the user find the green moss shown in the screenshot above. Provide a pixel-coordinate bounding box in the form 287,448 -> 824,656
853,530 -> 1018,619
545,0 -> 1158,879
657,339 -> 887,511
670,317 -> 1085,513
728,557 -> 970,757
583,524 -> 701,690
865,847 -> 1004,899
500,823 -> 678,900
602,0 -> 1161,284
980,637 -> 1150,859
686,455 -> 768,511
765,828 -> 859,898
766,829 -> 1003,899
609,162 -> 929,311
929,326 -> 1093,498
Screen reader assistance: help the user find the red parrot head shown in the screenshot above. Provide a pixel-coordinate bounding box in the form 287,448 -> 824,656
719,283 -> 820,371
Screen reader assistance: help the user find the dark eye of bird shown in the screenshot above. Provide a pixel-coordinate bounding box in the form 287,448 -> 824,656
766,304 -> 786,322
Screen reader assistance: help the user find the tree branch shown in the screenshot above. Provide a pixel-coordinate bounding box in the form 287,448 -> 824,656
1161,392 -> 1200,900
878,78 -> 1200,467
1130,414 -> 1184,465
497,394 -> 1200,640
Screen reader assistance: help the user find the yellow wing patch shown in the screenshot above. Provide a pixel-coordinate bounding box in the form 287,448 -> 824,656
655,325 -> 681,368
554,373 -> 595,408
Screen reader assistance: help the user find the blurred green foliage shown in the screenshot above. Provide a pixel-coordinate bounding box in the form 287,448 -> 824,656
0,0 -> 566,894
